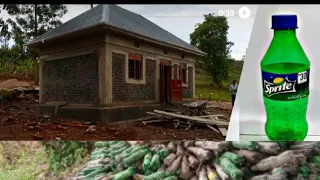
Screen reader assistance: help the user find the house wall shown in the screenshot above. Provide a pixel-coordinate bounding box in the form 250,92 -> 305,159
38,32 -> 108,105
105,32 -> 196,103
42,53 -> 99,104
37,29 -> 197,105
112,53 -> 156,102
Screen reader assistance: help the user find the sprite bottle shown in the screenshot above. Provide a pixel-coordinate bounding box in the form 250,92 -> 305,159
261,15 -> 310,140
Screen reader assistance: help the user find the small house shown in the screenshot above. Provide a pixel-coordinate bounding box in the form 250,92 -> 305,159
27,5 -> 205,122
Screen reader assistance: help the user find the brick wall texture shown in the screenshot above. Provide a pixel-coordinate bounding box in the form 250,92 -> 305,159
112,52 -> 156,102
182,67 -> 193,98
43,53 -> 99,104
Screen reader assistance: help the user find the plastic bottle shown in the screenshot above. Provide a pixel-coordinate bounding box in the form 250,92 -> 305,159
261,15 -> 310,140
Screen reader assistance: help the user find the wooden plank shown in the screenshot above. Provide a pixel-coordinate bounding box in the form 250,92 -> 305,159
142,119 -> 170,124
165,108 -> 180,113
153,110 -> 229,126
147,111 -> 173,119
196,115 -> 224,118
146,112 -> 157,115
206,124 -> 220,133
207,113 -> 228,131
218,128 -> 228,136
125,116 -> 158,123
206,105 -> 218,108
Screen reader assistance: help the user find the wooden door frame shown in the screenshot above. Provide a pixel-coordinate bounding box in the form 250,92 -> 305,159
159,60 -> 172,104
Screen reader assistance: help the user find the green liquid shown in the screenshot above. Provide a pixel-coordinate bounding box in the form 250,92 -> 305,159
261,30 -> 310,141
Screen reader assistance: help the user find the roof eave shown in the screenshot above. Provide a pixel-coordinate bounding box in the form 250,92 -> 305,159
25,22 -> 107,48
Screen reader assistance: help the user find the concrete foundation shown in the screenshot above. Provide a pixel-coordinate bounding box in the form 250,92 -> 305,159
30,103 -> 165,124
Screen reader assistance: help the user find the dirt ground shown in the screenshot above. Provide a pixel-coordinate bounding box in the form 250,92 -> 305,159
0,77 -> 232,141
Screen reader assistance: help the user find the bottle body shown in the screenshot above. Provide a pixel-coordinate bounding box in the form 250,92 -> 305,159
261,28 -> 310,141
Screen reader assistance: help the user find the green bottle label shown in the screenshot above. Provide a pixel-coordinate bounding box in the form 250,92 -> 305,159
261,69 -> 310,101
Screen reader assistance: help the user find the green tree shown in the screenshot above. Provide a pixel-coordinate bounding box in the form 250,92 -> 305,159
2,4 -> 68,51
6,18 -> 26,52
190,14 -> 234,87
2,4 -> 68,83
0,18 -> 11,49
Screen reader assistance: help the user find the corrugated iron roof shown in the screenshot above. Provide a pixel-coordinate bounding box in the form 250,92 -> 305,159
28,4 -> 205,55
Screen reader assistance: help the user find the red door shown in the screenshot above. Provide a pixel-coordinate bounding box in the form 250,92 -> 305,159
170,65 -> 182,102
170,79 -> 182,102
159,62 -> 182,103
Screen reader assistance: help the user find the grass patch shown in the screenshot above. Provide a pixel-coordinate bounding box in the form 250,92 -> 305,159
195,60 -> 243,102
0,142 -> 47,180
195,74 -> 231,102
0,142 -> 90,180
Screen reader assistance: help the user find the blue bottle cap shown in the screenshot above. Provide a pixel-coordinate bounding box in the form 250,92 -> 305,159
271,15 -> 298,30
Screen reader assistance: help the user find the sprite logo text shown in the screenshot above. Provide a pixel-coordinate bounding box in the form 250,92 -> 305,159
264,77 -> 296,97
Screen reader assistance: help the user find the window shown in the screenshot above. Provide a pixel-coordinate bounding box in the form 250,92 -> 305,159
181,54 -> 185,59
128,53 -> 143,80
180,63 -> 187,84
181,68 -> 187,83
163,50 -> 168,55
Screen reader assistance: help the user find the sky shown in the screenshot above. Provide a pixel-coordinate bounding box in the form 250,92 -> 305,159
0,4 -> 257,60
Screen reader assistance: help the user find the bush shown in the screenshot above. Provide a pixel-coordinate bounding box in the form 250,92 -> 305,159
0,48 -> 35,80
0,59 -> 34,78
0,90 -> 20,102
41,141 -> 94,175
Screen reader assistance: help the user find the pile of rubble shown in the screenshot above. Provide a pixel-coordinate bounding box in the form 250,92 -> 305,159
0,79 -> 31,90
0,79 -> 39,103
70,141 -> 320,180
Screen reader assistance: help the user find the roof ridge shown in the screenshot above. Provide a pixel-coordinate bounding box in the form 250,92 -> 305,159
102,4 -> 109,23
27,4 -> 204,55
113,4 -> 144,18
113,5 -> 194,48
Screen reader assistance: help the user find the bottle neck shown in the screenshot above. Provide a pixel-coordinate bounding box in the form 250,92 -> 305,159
273,29 -> 297,37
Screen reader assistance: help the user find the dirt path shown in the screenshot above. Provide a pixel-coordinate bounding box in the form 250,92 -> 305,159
0,97 -> 231,141
0,77 -> 232,141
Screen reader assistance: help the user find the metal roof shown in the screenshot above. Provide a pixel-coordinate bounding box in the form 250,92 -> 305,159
27,4 -> 205,55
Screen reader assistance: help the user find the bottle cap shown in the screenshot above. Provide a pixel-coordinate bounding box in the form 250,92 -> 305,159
271,15 -> 298,30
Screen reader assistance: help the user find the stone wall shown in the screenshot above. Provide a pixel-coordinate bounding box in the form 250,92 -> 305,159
112,52 -> 156,102
182,67 -> 193,98
43,53 -> 99,104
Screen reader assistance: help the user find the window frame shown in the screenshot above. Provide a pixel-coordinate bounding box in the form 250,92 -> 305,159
181,68 -> 187,84
179,63 -> 188,85
121,51 -> 146,85
128,53 -> 143,80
